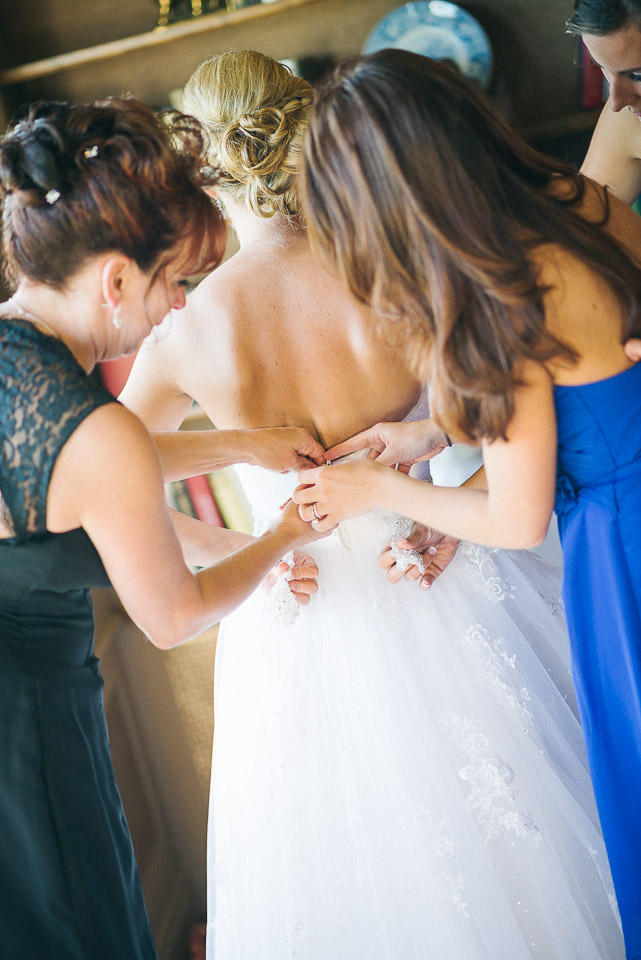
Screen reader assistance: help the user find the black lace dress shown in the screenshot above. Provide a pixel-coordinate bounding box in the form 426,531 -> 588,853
0,317 -> 157,960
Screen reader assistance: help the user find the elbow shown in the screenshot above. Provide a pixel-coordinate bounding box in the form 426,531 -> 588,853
148,632 -> 185,651
527,526 -> 549,550
500,519 -> 549,551
511,532 -> 546,551
485,503 -> 551,550
142,618 -> 198,651
135,583 -> 218,650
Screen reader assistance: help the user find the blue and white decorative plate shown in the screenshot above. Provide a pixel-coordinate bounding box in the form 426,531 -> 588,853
362,1 -> 493,90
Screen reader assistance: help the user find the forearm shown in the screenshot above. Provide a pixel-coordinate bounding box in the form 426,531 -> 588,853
190,526 -> 309,632
170,508 -> 253,567
154,429 -> 257,481
154,424 -> 325,480
376,470 -> 544,549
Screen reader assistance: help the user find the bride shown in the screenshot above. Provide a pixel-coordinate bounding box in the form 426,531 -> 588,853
121,50 -> 624,959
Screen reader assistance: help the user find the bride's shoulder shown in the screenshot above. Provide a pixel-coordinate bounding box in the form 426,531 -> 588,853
192,247 -> 280,317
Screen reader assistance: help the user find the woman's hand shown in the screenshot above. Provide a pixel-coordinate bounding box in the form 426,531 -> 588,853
378,522 -> 460,590
263,551 -> 320,606
273,497 -> 335,546
243,425 -> 326,472
293,460 -> 389,530
324,418 -> 450,471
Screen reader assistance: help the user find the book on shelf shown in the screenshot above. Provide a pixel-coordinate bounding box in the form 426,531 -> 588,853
165,481 -> 178,511
207,468 -> 253,534
166,476 -> 223,573
578,38 -> 607,110
169,478 -> 197,518
167,470 -> 252,533
184,474 -> 225,527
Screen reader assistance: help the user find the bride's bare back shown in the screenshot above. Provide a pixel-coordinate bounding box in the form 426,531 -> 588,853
121,48 -> 421,446
122,223 -> 421,448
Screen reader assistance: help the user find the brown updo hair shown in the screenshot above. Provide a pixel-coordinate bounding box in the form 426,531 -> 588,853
182,49 -> 313,219
0,95 -> 226,289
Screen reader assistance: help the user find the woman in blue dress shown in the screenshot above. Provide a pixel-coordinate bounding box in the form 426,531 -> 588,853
0,96 -> 324,959
293,51 -> 641,959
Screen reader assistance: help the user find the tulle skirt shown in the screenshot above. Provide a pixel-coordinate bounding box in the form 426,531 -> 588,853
207,509 -> 624,960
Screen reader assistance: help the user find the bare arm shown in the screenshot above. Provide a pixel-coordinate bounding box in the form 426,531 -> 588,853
580,125 -> 641,359
152,427 -> 326,481
169,507 -> 253,567
294,363 -> 557,550
169,509 -> 319,605
48,403 -> 324,649
581,103 -> 641,204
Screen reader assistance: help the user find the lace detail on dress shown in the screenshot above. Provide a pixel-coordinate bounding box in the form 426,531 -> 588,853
538,591 -> 564,618
400,803 -> 469,916
389,515 -> 426,573
440,712 -> 541,846
461,544 -> 516,602
266,551 -> 300,626
285,918 -> 312,960
456,624 -> 534,727
0,318 -> 114,540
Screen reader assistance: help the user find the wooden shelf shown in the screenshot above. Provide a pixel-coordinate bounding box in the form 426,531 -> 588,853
0,0 -> 325,87
0,0 -> 589,138
520,108 -> 602,142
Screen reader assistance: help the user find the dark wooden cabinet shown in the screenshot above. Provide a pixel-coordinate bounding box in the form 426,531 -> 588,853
2,0 -> 583,126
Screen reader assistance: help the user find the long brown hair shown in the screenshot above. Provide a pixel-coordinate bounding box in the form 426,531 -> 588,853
301,50 -> 641,440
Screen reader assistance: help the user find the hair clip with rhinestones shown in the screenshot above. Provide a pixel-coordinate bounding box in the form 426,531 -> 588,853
45,188 -> 60,204
83,144 -> 99,159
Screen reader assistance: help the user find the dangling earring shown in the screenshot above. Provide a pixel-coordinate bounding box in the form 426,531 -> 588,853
112,304 -> 122,330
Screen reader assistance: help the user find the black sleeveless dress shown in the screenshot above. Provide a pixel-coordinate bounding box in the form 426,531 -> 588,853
0,317 -> 157,960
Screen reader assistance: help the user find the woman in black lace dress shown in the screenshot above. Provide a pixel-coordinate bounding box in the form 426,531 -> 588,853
0,98 -> 323,960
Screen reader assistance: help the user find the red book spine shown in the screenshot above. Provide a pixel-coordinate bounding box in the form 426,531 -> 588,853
578,38 -> 606,109
184,474 -> 225,527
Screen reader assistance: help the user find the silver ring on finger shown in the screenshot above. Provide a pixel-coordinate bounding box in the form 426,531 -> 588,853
312,502 -> 322,521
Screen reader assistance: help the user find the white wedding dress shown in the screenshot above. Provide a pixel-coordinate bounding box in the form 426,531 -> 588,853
206,394 -> 624,960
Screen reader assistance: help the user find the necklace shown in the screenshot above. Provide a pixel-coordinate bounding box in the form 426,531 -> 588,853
7,296 -> 61,341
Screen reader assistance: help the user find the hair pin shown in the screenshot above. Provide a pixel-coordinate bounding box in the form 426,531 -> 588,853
45,188 -> 61,205
83,145 -> 99,159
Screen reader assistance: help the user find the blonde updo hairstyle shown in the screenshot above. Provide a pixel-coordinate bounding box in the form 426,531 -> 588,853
182,49 -> 313,219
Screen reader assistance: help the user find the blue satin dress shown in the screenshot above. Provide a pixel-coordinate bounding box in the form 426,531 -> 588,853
554,361 -> 641,960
